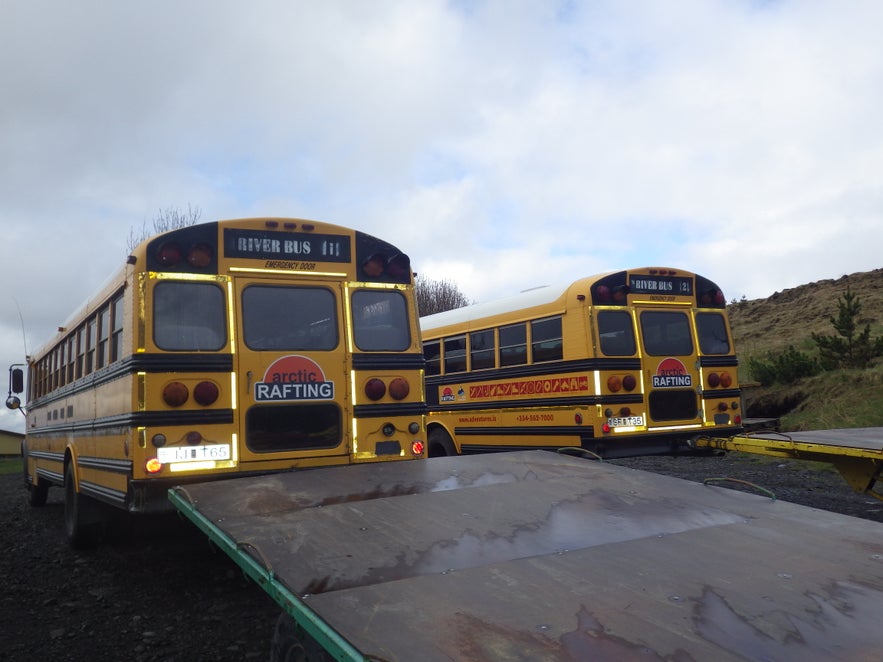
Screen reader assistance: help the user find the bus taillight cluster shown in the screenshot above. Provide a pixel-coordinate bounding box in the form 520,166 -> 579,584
156,241 -> 214,269
364,377 -> 411,401
162,380 -> 220,407
607,374 -> 637,392
706,372 -> 733,388
361,253 -> 411,280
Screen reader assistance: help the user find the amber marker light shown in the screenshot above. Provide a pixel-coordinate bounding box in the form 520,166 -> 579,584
607,375 -> 622,392
388,377 -> 409,400
163,381 -> 189,407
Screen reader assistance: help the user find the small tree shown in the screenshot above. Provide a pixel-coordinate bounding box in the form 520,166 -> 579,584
126,204 -> 202,253
811,286 -> 883,370
415,276 -> 472,317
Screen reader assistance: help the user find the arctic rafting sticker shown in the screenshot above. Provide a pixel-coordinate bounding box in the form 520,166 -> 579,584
652,357 -> 692,388
254,355 -> 335,401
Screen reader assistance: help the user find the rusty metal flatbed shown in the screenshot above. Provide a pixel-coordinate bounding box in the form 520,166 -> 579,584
169,450 -> 883,661
698,427 -> 883,499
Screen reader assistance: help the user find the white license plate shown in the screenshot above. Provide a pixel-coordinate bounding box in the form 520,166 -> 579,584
157,444 -> 231,463
607,416 -> 644,427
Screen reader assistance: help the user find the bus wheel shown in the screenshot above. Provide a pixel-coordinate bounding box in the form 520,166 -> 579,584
428,428 -> 457,457
270,612 -> 332,662
28,479 -> 49,507
64,463 -> 105,549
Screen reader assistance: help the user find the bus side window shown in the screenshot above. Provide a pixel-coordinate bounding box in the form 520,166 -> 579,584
444,335 -> 467,373
499,323 -> 527,367
424,340 -> 441,376
597,310 -> 636,356
531,317 -> 562,362
696,312 -> 730,355
470,329 -> 495,370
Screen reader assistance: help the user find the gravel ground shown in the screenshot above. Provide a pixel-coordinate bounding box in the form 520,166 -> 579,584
1,452 -> 880,661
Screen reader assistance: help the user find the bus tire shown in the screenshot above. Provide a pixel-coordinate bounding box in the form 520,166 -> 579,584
64,462 -> 105,549
270,612 -> 332,662
428,427 -> 457,457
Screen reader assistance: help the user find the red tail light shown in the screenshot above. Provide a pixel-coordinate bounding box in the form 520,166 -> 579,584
145,458 -> 162,473
622,374 -> 637,391
157,242 -> 182,267
707,373 -> 721,387
193,381 -> 219,406
365,378 -> 386,400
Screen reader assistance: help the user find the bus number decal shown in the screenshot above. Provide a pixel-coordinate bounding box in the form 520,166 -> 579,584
652,357 -> 692,388
255,355 -> 335,402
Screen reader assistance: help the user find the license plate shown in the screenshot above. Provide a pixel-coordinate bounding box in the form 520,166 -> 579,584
157,444 -> 231,463
607,416 -> 644,427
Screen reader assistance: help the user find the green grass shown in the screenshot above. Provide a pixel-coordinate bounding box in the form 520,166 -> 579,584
0,457 -> 22,475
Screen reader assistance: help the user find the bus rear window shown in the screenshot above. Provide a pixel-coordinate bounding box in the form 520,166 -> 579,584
154,281 -> 226,351
640,311 -> 693,356
352,290 -> 410,351
696,312 -> 730,355
597,310 -> 636,356
243,286 -> 338,351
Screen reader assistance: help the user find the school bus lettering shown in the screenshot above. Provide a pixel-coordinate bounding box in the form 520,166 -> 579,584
254,381 -> 335,401
469,376 -> 589,399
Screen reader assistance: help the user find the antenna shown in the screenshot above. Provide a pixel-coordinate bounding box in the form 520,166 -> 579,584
12,296 -> 29,359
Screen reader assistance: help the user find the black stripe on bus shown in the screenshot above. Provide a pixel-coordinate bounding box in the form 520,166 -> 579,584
27,409 -> 235,436
699,356 -> 739,368
351,353 -> 426,370
77,455 -> 133,474
455,425 -> 587,437
79,480 -> 128,508
700,388 -> 742,400
353,402 -> 428,418
29,353 -> 234,409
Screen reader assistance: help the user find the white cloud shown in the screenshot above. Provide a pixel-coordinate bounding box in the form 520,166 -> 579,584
2,0 -> 883,430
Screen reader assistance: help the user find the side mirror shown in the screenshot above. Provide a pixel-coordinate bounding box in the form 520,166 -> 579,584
6,395 -> 20,410
11,367 -> 23,394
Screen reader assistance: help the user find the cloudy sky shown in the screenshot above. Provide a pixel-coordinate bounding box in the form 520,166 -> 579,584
2,1 -> 882,431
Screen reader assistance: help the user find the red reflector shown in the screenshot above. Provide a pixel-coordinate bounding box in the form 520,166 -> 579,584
157,242 -> 182,267
411,440 -> 425,456
734,414 -> 742,424
364,378 -> 386,401
193,381 -> 219,406
575,413 -> 583,425
388,377 -> 409,400
145,458 -> 162,473
602,423 -> 611,433
163,381 -> 189,407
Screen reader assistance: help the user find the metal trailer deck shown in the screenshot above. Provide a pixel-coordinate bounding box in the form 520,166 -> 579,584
169,450 -> 883,661
697,426 -> 883,500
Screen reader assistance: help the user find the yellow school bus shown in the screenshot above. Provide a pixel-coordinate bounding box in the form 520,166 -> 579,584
8,217 -> 426,546
420,267 -> 741,458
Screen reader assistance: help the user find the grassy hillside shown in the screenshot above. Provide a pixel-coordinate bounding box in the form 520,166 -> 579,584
728,268 -> 883,431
